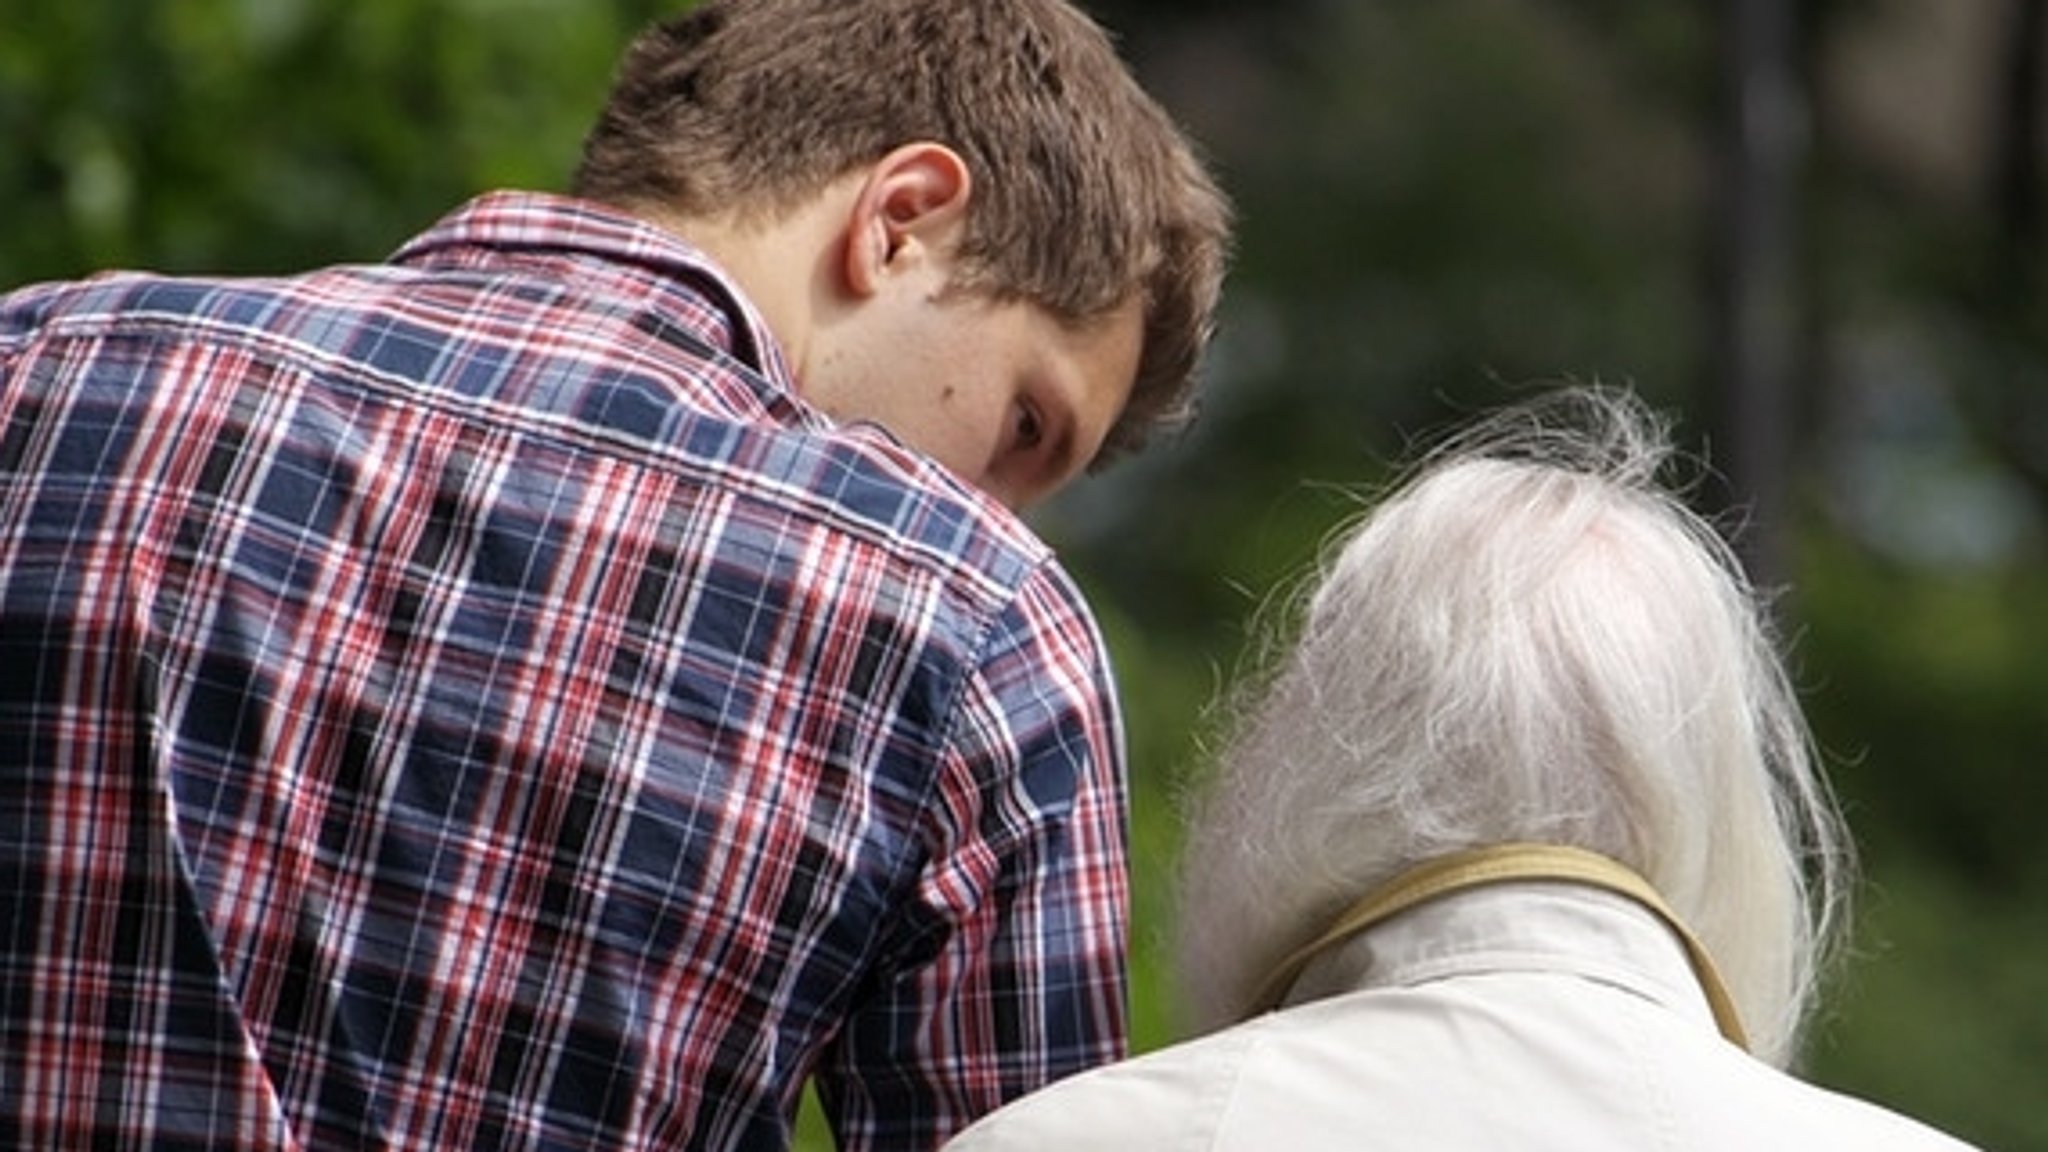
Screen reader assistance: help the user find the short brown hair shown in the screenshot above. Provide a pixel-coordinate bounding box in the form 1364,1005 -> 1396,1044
574,0 -> 1233,463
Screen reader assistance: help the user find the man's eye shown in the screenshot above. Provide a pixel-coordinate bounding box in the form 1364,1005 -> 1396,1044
1013,402 -> 1044,451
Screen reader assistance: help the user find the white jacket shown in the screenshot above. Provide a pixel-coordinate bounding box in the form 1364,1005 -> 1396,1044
945,884 -> 1979,1150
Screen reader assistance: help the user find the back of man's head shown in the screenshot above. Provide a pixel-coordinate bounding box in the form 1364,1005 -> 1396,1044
574,0 -> 1233,463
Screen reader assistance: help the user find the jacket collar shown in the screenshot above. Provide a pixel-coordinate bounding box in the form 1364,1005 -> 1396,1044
1283,882 -> 1726,1039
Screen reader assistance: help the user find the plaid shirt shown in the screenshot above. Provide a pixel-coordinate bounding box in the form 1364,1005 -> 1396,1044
0,192 -> 1130,1152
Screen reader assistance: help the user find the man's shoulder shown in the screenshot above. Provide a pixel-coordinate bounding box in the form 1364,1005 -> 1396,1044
727,421 -> 1069,615
0,262 -> 415,353
3,268 -> 208,332
0,254 -> 1091,645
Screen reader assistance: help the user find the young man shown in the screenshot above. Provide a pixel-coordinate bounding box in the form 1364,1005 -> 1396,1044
0,2 -> 1231,1150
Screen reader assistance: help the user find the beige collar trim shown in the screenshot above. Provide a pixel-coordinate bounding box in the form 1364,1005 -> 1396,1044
1245,843 -> 1749,1052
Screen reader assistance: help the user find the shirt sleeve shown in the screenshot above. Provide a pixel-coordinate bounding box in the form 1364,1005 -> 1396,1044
815,559 -> 1132,1152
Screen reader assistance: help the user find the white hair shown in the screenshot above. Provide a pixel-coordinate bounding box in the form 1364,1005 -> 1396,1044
1174,386 -> 1851,1068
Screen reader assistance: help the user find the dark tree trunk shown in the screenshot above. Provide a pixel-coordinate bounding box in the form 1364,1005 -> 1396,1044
1975,0 -> 2048,507
1992,0 -> 2045,306
1709,0 -> 1807,587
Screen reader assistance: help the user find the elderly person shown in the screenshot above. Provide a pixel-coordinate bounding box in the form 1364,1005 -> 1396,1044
946,387 -> 1980,1150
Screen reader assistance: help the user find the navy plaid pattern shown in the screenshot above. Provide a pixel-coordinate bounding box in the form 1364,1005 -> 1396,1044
0,193 -> 1130,1151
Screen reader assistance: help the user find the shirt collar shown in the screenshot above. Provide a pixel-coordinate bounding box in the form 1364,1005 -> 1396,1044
390,190 -> 804,412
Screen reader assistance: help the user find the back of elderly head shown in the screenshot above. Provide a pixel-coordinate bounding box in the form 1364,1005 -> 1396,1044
1176,387 -> 1850,1069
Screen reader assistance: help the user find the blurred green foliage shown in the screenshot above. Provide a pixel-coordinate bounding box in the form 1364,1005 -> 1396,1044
3,1 -> 2040,1149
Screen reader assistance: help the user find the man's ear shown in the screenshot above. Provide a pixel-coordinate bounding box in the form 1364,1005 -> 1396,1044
842,142 -> 973,298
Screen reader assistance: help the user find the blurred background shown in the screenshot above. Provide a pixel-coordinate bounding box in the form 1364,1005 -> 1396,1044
3,0 -> 2041,1147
